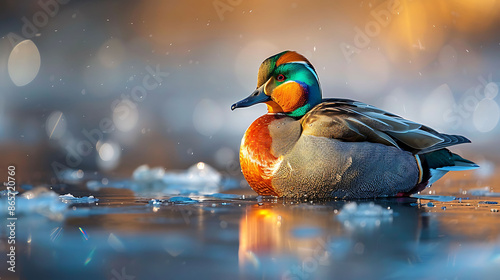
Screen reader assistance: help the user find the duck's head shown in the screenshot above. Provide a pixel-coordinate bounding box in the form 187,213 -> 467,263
231,51 -> 322,117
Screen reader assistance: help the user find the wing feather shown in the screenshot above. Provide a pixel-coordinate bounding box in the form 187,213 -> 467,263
301,98 -> 470,153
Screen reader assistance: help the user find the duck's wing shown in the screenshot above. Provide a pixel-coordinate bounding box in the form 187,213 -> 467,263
301,98 -> 470,154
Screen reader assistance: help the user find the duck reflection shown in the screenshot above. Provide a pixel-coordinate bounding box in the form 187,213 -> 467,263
238,200 -> 422,279
238,206 -> 285,269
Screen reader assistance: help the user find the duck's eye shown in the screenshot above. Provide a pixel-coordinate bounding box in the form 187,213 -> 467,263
276,74 -> 286,82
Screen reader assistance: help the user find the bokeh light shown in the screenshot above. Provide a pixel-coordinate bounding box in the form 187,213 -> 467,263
113,100 -> 139,132
97,141 -> 121,170
8,39 -> 41,86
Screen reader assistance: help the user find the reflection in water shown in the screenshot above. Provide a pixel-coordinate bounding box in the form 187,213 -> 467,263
238,200 -> 423,279
239,207 -> 282,269
3,185 -> 500,279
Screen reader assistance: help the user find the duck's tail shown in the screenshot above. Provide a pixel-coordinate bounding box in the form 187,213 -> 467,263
417,149 -> 479,186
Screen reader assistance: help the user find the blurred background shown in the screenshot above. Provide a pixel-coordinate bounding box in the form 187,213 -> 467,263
1,0 -> 499,184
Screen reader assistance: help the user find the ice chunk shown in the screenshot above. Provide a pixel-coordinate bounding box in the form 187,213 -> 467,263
133,165 -> 165,181
131,162 -> 222,195
185,162 -> 221,183
338,202 -> 393,217
88,162 -> 233,196
337,202 -> 393,230
0,187 -> 67,220
59,194 -> 99,204
207,193 -> 245,200
168,196 -> 198,204
147,197 -> 198,206
411,195 -> 456,202
148,199 -> 164,206
478,201 -> 498,204
468,187 -> 500,197
160,162 -> 220,189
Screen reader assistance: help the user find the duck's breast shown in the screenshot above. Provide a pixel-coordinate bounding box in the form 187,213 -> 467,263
239,114 -> 301,196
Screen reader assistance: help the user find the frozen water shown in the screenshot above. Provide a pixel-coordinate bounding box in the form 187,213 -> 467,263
0,187 -> 67,220
337,202 -> 393,230
186,162 -> 221,183
338,202 -> 393,217
168,196 -> 199,204
160,162 -> 221,192
133,164 -> 165,181
468,187 -> 500,197
207,193 -> 245,200
411,194 -> 456,202
147,197 -> 198,205
86,162 -> 239,196
3,179 -> 500,280
59,193 -> 99,204
129,162 -> 222,195
148,198 -> 164,206
479,201 -> 498,204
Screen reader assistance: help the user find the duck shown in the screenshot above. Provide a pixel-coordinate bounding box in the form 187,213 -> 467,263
231,50 -> 478,199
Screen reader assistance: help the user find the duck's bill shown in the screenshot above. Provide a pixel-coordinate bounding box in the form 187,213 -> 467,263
231,84 -> 271,110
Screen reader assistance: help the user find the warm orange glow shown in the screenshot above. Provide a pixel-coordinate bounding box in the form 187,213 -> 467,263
374,0 -> 499,70
382,0 -> 446,69
256,209 -> 272,218
239,206 -> 284,269
452,0 -> 499,32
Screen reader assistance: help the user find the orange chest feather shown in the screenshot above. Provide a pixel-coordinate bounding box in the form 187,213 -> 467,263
240,114 -> 284,196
